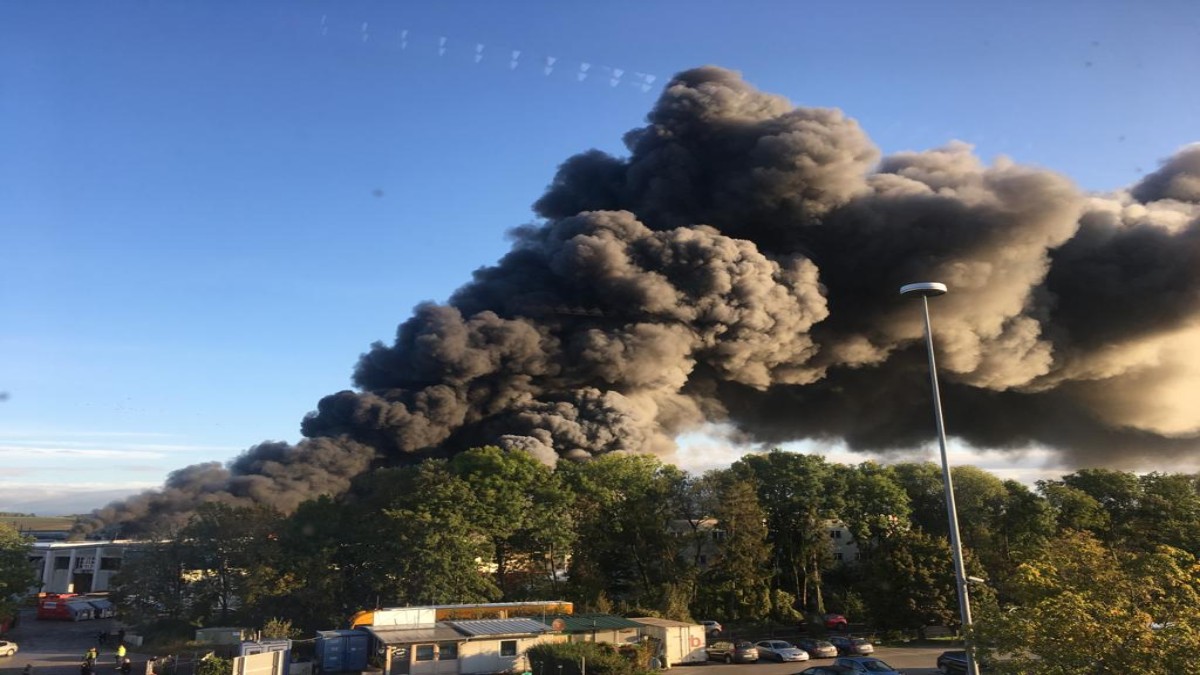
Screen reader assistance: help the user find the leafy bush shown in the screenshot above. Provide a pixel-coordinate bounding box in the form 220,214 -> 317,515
261,617 -> 300,640
195,656 -> 232,675
526,641 -> 653,675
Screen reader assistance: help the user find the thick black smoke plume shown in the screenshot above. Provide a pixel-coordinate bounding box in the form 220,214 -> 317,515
87,67 -> 1200,535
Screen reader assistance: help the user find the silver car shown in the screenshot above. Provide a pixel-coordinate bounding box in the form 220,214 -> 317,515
795,638 -> 839,659
829,636 -> 874,656
755,640 -> 810,662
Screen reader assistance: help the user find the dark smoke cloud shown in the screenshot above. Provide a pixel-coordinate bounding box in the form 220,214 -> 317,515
85,66 -> 1200,535
1131,144 -> 1200,203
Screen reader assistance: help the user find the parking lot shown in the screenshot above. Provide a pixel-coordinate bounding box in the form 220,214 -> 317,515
0,609 -> 142,675
689,643 -> 949,674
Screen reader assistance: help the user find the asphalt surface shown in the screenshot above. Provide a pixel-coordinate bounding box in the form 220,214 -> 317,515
0,609 -> 145,675
684,643 -> 950,674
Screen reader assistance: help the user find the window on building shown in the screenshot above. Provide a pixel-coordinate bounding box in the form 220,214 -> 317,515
54,557 -> 69,570
415,645 -> 435,662
834,552 -> 843,561
713,530 -> 726,542
698,555 -> 707,566
437,643 -> 458,660
100,557 -> 122,571
830,530 -> 842,539
500,640 -> 517,657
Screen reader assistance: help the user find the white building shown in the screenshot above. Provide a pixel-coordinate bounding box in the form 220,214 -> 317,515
29,540 -> 135,594
357,608 -> 567,675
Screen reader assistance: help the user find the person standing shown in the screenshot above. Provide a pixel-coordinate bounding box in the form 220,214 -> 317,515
115,644 -> 126,665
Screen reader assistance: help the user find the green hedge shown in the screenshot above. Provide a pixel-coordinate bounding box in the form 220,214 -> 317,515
526,641 -> 656,675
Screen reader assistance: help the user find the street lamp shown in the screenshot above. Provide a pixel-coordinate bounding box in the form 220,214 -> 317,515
899,281 -> 979,675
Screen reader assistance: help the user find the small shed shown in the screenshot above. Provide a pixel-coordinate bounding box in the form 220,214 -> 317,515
543,614 -> 641,645
363,624 -> 464,675
629,618 -> 706,667
447,618 -> 566,675
197,627 -> 252,645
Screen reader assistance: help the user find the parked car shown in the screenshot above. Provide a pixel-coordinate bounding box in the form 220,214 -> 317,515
795,666 -> 857,675
0,640 -> 18,657
755,640 -> 810,662
824,613 -> 849,630
936,651 -> 967,674
829,636 -> 874,656
833,656 -> 904,674
706,640 -> 759,663
702,620 -> 722,637
795,638 -> 839,659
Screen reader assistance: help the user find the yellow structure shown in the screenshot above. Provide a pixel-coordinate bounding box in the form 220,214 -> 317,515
351,601 -> 573,628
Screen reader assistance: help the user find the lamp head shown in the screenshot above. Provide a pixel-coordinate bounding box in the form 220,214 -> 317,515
900,282 -> 948,297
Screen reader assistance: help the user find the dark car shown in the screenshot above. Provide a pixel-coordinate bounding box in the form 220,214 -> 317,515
936,651 -> 967,674
834,657 -> 904,674
829,636 -> 874,656
706,640 -> 759,663
795,638 -> 839,659
795,666 -> 857,675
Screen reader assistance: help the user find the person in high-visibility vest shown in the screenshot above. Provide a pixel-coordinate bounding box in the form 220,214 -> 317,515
114,645 -> 126,664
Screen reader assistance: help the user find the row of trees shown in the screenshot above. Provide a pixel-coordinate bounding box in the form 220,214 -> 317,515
99,448 -> 1200,670
2,446 -> 1193,671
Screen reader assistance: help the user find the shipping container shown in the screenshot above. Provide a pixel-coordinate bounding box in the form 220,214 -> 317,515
630,618 -> 707,668
315,630 -> 370,673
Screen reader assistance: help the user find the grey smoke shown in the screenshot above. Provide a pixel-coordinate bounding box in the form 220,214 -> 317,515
86,66 -> 1200,535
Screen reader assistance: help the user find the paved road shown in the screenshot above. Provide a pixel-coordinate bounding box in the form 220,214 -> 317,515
681,643 -> 951,675
0,609 -> 144,675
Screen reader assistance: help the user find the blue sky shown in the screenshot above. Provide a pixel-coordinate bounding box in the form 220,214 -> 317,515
2,1 -> 1198,514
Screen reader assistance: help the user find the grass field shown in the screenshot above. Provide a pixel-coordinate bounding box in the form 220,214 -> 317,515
1,515 -> 76,532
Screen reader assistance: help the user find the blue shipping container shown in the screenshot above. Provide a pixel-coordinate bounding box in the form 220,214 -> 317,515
315,630 -> 369,673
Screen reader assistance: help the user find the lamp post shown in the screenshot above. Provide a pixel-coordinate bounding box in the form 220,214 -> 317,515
899,282 -> 979,675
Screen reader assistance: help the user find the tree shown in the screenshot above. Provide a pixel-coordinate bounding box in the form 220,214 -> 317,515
1038,480 -> 1110,533
559,454 -> 687,613
1059,468 -> 1141,546
0,524 -> 36,619
949,466 -> 1008,555
109,537 -> 195,625
1131,472 -> 1200,554
975,530 -> 1200,673
448,446 -> 575,599
988,480 -> 1054,586
696,476 -> 770,621
732,450 -> 836,615
180,503 -> 284,625
377,461 -> 502,605
856,528 -> 965,634
268,497 -> 355,629
829,462 -> 912,555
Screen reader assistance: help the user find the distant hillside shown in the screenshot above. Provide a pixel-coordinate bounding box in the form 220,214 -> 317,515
1,515 -> 76,533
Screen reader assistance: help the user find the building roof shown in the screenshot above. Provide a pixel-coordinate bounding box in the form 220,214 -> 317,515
543,614 -> 642,631
363,624 -> 464,645
447,618 -> 552,637
629,617 -> 699,628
